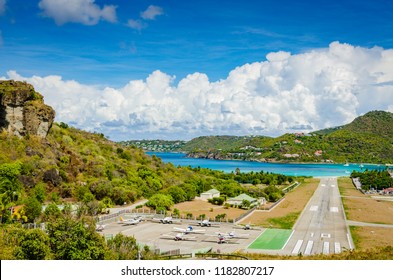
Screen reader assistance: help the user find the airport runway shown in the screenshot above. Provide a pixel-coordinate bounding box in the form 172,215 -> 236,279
282,177 -> 353,255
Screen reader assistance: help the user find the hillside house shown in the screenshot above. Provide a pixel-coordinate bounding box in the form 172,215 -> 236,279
227,193 -> 258,207
200,189 -> 220,201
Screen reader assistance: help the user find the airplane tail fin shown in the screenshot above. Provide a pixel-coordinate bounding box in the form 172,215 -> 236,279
119,216 -> 124,222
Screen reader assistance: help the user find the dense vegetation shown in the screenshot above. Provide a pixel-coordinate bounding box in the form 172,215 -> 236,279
351,169 -> 393,191
0,121 -> 297,259
0,208 -> 157,260
2,122 -> 287,221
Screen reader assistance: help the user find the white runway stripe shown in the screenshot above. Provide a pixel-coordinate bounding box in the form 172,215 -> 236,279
323,242 -> 329,254
334,242 -> 341,254
292,240 -> 303,255
304,240 -> 314,255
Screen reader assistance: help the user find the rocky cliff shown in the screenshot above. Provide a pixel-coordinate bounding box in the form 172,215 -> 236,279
0,80 -> 55,138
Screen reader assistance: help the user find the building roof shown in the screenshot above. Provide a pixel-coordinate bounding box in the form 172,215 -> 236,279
201,189 -> 220,195
227,193 -> 256,202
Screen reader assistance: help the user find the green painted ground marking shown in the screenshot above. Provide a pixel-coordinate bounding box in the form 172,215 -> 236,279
248,228 -> 293,250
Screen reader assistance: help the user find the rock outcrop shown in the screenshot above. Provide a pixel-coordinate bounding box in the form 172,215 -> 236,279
0,80 -> 55,138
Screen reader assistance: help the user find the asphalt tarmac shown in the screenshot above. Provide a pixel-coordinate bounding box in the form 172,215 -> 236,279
281,177 -> 353,255
100,218 -> 263,255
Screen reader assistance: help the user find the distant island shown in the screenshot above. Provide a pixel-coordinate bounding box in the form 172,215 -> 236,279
120,110 -> 393,164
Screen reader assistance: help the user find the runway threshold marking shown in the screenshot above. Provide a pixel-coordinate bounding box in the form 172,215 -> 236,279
292,240 -> 303,255
304,240 -> 313,255
330,207 -> 339,213
334,242 -> 341,254
323,242 -> 329,254
310,206 -> 318,211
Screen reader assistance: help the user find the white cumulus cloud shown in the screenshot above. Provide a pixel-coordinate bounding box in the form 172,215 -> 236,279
3,42 -> 393,140
38,0 -> 117,25
140,5 -> 164,20
126,19 -> 146,31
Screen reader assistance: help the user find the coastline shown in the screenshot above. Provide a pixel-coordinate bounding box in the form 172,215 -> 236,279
147,151 -> 386,167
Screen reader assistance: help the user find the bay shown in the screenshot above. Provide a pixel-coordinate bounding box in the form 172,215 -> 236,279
147,152 -> 384,177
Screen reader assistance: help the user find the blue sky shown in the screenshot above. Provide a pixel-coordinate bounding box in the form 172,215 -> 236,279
1,0 -> 393,140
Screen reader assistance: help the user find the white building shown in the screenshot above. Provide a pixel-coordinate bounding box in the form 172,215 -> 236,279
200,189 -> 220,201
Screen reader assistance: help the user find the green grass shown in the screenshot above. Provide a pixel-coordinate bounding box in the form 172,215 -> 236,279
248,229 -> 293,250
267,212 -> 300,229
349,226 -> 360,249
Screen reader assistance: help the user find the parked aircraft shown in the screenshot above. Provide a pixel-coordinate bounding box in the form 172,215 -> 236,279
197,219 -> 219,227
207,231 -> 249,242
119,216 -> 141,225
205,232 -> 239,244
160,217 -> 174,224
234,223 -> 261,230
173,226 -> 206,234
161,232 -> 197,241
152,216 -> 180,224
95,224 -> 105,232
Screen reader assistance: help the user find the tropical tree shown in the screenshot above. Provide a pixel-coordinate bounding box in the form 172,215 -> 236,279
14,228 -> 52,260
23,197 -> 42,223
46,216 -> 107,260
145,194 -> 174,210
0,163 -> 22,205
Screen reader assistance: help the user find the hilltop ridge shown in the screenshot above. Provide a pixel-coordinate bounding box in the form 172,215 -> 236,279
123,111 -> 393,164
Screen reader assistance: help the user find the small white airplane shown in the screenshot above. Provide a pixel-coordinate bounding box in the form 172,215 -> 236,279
152,216 -> 180,224
234,223 -> 261,230
205,232 -> 240,244
211,231 -> 250,240
119,216 -> 141,225
225,231 -> 250,239
95,224 -> 105,232
161,232 -> 197,241
160,217 -> 173,224
197,219 -> 219,227
173,226 -> 206,234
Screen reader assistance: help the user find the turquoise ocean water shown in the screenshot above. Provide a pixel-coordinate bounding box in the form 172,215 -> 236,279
147,152 -> 384,177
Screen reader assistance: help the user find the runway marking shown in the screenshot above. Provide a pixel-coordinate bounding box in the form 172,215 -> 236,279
323,242 -> 330,254
330,207 -> 339,213
292,240 -> 303,255
304,240 -> 313,255
334,242 -> 341,254
310,205 -> 318,211
321,184 -> 326,187
321,233 -> 331,238
310,232 -> 314,238
331,185 -> 335,188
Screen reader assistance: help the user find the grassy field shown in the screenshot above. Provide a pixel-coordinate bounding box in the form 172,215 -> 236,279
338,177 -> 393,250
240,178 -> 319,228
338,177 -> 393,224
173,199 -> 246,220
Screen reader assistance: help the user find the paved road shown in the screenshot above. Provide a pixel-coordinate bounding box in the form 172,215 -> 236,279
347,220 -> 393,228
282,177 -> 353,255
108,199 -> 148,214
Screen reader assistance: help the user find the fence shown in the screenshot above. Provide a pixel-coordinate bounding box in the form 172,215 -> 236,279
233,206 -> 257,223
22,222 -> 46,230
282,181 -> 300,193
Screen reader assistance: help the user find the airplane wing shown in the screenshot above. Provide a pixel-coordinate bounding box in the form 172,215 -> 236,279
191,229 -> 206,233
173,227 -> 186,232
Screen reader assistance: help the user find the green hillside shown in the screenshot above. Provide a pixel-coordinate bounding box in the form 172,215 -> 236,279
172,111 -> 393,164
